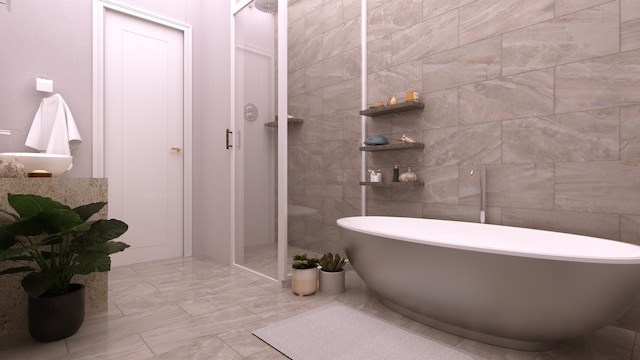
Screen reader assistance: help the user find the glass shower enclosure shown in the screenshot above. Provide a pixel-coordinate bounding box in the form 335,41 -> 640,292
231,0 -> 288,283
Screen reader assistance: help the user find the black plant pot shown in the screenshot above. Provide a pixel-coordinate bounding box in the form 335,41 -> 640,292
28,283 -> 85,342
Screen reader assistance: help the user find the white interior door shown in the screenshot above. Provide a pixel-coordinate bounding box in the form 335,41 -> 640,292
103,8 -> 185,266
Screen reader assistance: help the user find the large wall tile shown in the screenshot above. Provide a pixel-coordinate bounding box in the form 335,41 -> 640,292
368,35 -> 393,73
556,161 -> 640,214
555,0 -> 612,17
423,122 -> 501,166
417,88 -> 458,130
621,105 -> 640,160
343,168 -> 363,199
422,0 -> 476,20
288,34 -> 324,73
419,165 -> 459,204
322,78 -> 360,114
621,0 -> 640,22
502,2 -> 619,76
343,113 -> 363,140
289,0 -> 323,22
288,168 -> 306,196
391,181 -> 426,203
502,108 -> 620,163
459,0 -> 554,45
289,16 -> 306,48
368,60 -> 422,103
621,0 -> 639,52
304,53 -> 344,91
305,168 -> 344,198
459,69 -> 554,124
459,164 -> 555,210
555,49 -> 640,113
422,203 -> 502,224
305,0 -> 344,39
368,146 -> 424,169
423,36 -> 501,92
622,18 -> 640,51
322,16 -> 361,59
367,183 -> 392,201
621,215 -> 640,245
344,0 -> 361,21
391,10 -> 458,65
367,199 -> 423,217
368,0 -> 422,42
288,67 -> 306,96
502,208 -> 620,239
289,88 -> 323,118
392,108 -> 432,133
323,196 -> 361,226
304,222 -> 342,253
342,47 -> 361,80
304,113 -> 344,144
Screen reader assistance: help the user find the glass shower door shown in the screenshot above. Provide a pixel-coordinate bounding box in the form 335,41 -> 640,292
232,0 -> 286,282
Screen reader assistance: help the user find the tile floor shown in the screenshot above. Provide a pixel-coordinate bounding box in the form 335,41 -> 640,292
1,256 -> 639,359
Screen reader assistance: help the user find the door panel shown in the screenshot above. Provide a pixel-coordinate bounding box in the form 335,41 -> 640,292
104,9 -> 184,266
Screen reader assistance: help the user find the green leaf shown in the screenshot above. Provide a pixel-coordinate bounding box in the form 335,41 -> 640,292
70,252 -> 111,274
7,194 -> 69,219
37,209 -> 83,234
0,228 -> 17,250
42,235 -> 64,246
74,220 -> 128,245
98,241 -> 130,255
22,271 -> 62,298
73,202 -> 106,222
0,266 -> 34,275
0,245 -> 37,261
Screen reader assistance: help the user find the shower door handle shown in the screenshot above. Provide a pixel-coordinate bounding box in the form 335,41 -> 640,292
226,129 -> 233,149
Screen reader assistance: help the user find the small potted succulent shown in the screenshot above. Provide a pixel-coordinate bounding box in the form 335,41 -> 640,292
318,252 -> 346,295
291,252 -> 318,296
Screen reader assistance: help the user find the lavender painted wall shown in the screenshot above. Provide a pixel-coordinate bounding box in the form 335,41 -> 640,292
0,0 -> 232,262
0,1 -> 93,178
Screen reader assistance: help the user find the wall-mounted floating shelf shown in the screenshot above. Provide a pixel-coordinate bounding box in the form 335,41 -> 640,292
359,101 -> 424,117
359,181 -> 424,187
264,117 -> 304,128
360,143 -> 424,151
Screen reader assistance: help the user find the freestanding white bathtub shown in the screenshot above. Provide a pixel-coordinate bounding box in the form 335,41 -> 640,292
337,216 -> 640,351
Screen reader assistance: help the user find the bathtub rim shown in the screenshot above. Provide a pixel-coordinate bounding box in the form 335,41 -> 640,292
337,216 -> 640,265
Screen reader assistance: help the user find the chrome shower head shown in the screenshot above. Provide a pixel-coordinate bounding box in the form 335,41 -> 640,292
255,0 -> 277,13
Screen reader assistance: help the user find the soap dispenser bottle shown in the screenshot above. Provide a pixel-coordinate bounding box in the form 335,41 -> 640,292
392,165 -> 399,182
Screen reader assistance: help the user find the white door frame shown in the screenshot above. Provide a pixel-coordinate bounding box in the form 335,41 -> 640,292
92,0 -> 193,257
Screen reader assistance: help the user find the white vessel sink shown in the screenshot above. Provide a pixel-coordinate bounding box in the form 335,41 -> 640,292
0,152 -> 72,176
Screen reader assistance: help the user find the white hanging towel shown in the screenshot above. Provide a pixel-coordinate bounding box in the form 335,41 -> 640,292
25,93 -> 82,170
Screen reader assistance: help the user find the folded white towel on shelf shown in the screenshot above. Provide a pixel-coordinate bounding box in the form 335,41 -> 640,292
25,93 -> 82,170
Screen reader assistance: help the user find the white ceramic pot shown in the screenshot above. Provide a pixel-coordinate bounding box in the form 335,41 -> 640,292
291,267 -> 318,296
319,269 -> 345,295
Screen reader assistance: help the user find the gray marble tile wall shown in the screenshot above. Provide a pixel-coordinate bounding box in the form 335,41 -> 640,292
287,0 -> 640,258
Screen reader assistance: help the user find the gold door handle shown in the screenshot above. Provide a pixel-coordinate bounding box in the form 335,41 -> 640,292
171,146 -> 182,152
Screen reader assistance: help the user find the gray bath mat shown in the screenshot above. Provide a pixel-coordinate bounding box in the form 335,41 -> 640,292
253,302 -> 474,360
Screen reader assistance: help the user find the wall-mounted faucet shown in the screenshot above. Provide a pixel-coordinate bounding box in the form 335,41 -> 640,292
470,165 -> 486,224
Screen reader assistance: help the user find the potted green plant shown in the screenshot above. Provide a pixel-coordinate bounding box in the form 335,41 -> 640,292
318,252 -> 346,295
0,193 -> 129,342
291,252 -> 318,296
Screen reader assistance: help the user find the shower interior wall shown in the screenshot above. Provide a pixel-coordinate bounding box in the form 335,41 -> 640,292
287,0 -> 640,327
